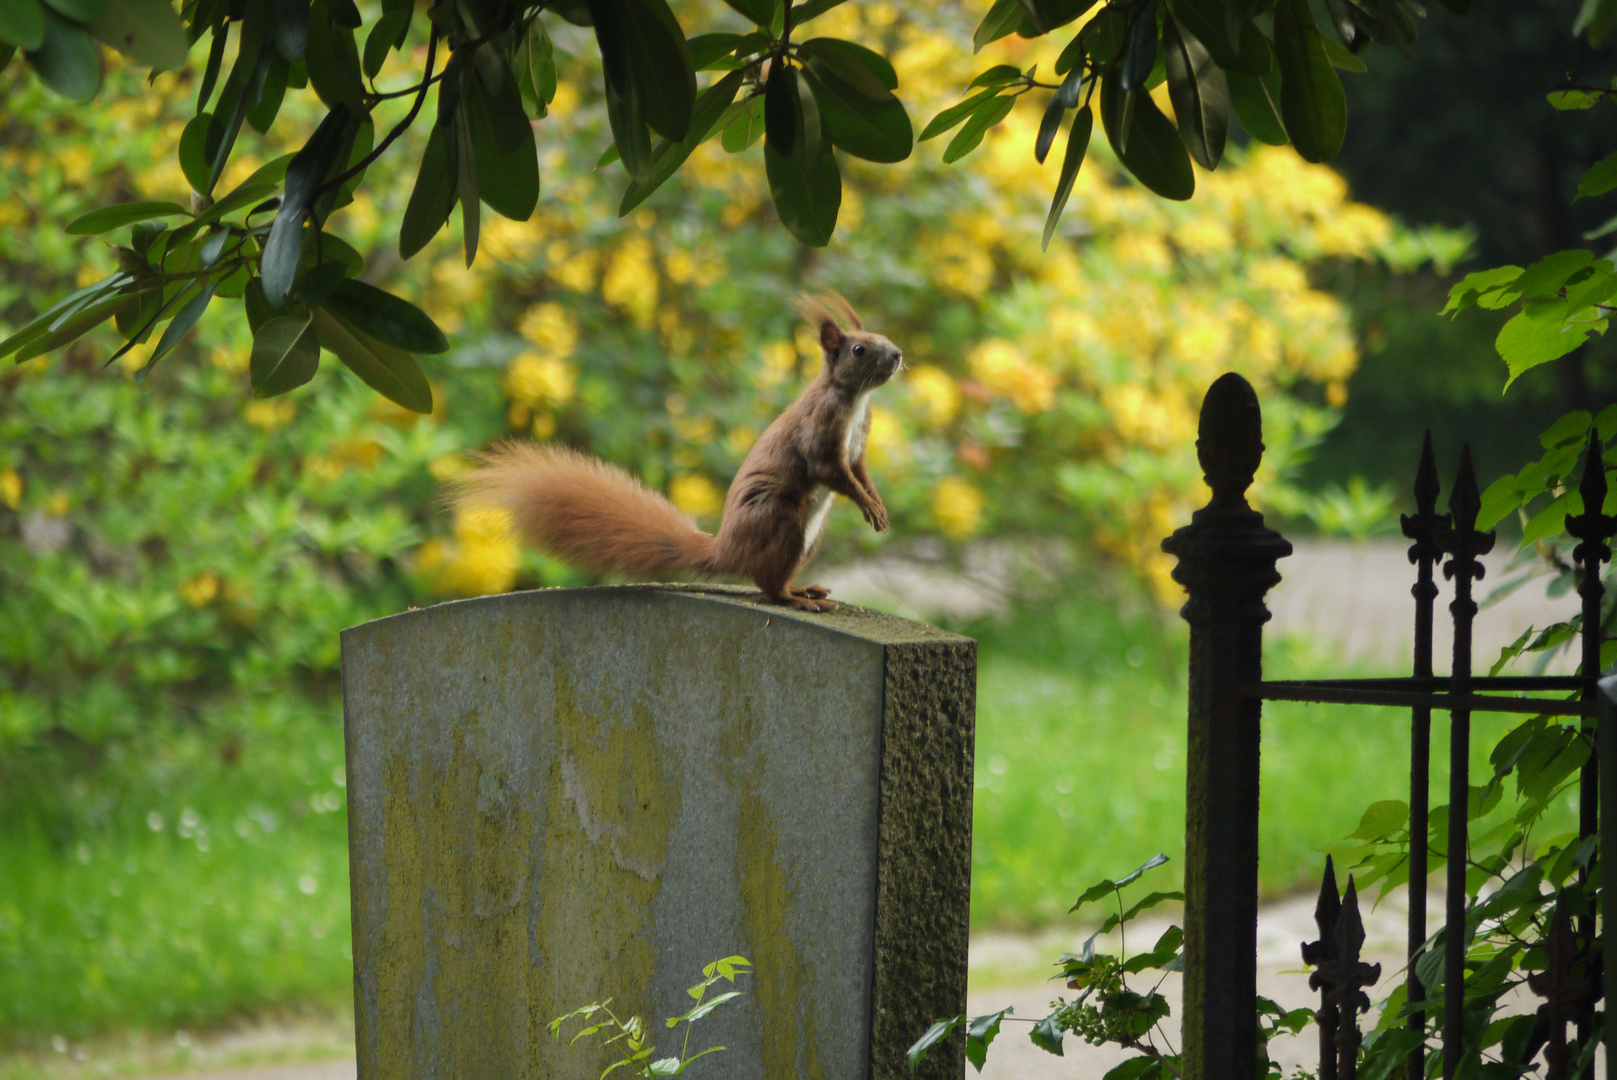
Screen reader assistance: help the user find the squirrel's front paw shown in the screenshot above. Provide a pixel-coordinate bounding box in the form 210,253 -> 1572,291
868,504 -> 890,532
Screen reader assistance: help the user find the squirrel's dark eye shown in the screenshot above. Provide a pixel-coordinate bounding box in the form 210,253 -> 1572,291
852,344 -> 865,356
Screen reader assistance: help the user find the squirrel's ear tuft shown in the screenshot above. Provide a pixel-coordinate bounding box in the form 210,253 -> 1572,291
819,319 -> 843,353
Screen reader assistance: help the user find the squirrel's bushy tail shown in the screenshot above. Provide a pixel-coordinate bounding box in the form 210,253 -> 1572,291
451,442 -> 719,577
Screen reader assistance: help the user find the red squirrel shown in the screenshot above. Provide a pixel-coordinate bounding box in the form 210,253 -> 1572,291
451,293 -> 903,612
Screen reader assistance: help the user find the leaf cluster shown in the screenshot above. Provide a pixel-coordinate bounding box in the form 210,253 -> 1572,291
924,0 -> 1440,249
549,956 -> 751,1078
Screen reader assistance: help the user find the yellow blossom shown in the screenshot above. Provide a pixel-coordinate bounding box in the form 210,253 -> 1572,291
968,339 -> 1059,414
906,365 -> 961,427
505,351 -> 577,408
1313,203 -> 1392,258
669,473 -> 723,519
757,340 -> 797,388
179,572 -> 220,608
432,508 -> 521,596
517,302 -> 579,358
547,243 -> 599,292
1326,381 -> 1349,408
932,476 -> 984,540
428,453 -> 471,480
865,405 -> 908,468
601,235 -> 659,328
243,400 -> 296,430
47,491 -> 69,516
0,468 -> 21,510
211,344 -> 250,373
725,425 -> 758,457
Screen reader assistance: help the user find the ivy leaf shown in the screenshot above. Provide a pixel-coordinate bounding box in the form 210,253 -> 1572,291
1030,1012 -> 1065,1055
905,1016 -> 963,1070
250,314 -> 321,396
312,306 -> 433,412
965,1009 -> 1011,1071
1498,307 -> 1604,389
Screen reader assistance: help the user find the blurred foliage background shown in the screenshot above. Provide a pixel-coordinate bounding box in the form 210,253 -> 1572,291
0,0 -> 1586,1053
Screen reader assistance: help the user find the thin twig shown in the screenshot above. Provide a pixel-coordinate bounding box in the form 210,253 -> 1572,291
319,27 -> 441,196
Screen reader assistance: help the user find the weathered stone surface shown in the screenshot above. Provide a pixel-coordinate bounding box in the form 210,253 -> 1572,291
341,584 -> 975,1080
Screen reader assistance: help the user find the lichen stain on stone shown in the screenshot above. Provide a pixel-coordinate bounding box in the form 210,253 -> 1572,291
737,790 -> 825,1080
531,667 -> 681,1076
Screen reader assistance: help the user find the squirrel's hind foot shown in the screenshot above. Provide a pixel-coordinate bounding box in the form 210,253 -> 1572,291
795,584 -> 831,599
772,588 -> 837,613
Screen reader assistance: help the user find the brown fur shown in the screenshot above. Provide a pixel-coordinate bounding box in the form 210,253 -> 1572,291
451,294 -> 904,612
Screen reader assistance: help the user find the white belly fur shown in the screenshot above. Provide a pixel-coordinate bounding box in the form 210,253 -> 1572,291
803,394 -> 872,557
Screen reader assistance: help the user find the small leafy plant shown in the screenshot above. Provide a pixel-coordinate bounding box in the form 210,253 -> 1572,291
907,854 -> 1312,1079
549,955 -> 752,1079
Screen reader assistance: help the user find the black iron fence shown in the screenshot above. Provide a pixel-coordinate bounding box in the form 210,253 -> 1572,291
1162,373 -> 1616,1080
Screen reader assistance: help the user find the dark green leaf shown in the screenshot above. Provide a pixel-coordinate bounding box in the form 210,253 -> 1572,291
262,105 -> 351,306
399,122 -> 457,258
1319,34 -> 1366,72
764,59 -> 801,156
362,3 -> 408,77
0,273 -> 129,359
43,0 -> 102,26
721,94 -> 765,151
294,260 -> 349,305
620,69 -> 744,214
247,50 -> 289,132
1162,14 -> 1227,169
919,86 -> 1001,142
0,0 -> 45,50
312,306 -> 434,412
719,0 -> 776,24
250,315 -> 320,396
1274,0 -> 1344,162
599,41 -> 652,182
801,60 -> 912,163
1578,151 -> 1617,200
17,291 -> 141,363
66,201 -> 190,235
27,7 -> 101,102
270,0 -> 308,60
1043,104 -> 1092,249
764,127 -> 840,247
323,279 -> 449,354
942,93 -> 1014,163
687,31 -> 743,70
797,36 -> 897,90
89,0 -> 188,68
1228,68 -> 1286,144
146,276 -> 218,371
1036,94 -> 1064,163
588,0 -> 695,140
969,63 -> 1024,89
1023,0 -> 1099,33
965,1009 -> 1011,1071
178,113 -> 218,193
905,1016 -> 963,1071
453,114 -> 480,265
462,46 -> 539,221
1119,0 -> 1157,92
1082,6 -> 1127,63
974,0 -> 1024,52
1030,1013 -> 1065,1055
790,0 -> 846,23
1165,0 -> 1238,67
304,0 -> 363,109
244,277 -> 272,333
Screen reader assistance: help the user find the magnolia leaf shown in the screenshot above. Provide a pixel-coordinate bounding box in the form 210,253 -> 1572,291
250,314 -> 320,396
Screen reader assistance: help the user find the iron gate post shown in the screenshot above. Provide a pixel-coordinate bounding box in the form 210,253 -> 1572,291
1162,373 -> 1292,1080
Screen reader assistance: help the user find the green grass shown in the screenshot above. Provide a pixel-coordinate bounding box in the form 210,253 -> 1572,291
0,578 -> 1578,1045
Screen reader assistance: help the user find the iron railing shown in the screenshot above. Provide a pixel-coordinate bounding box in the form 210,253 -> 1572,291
1162,373 -> 1615,1080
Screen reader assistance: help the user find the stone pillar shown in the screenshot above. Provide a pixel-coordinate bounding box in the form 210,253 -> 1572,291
1160,373 -> 1292,1080
340,583 -> 976,1080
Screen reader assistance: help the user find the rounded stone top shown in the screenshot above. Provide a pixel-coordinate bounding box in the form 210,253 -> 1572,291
1196,372 -> 1264,505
